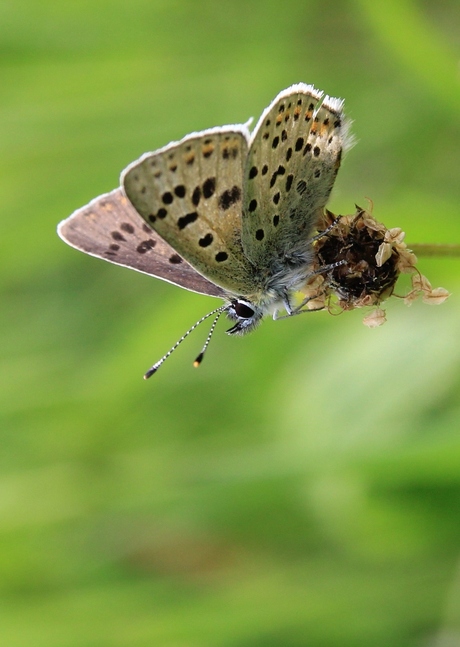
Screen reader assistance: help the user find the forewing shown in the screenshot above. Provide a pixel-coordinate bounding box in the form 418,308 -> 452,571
122,126 -> 256,296
242,83 -> 351,266
58,188 -> 226,298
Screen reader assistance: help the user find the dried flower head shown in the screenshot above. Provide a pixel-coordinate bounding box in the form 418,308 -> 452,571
301,205 -> 450,327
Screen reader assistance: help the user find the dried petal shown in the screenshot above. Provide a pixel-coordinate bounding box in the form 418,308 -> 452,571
404,289 -> 419,306
384,227 -> 405,245
301,275 -> 324,300
422,287 -> 450,305
412,273 -> 432,292
356,294 -> 378,307
361,215 -> 386,233
375,242 -> 393,267
396,249 -> 418,272
306,296 -> 327,310
363,308 -> 387,327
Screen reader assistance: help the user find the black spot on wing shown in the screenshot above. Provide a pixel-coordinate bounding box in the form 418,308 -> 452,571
192,186 -> 201,206
177,212 -> 198,230
202,141 -> 214,158
203,177 -> 216,199
222,145 -> 238,160
218,186 -> 241,210
174,185 -> 186,198
270,165 -> 286,188
137,239 -> 157,254
296,180 -> 307,195
199,233 -> 213,247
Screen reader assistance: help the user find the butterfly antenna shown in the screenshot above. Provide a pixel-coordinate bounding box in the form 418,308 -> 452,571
193,308 -> 225,368
309,213 -> 342,243
144,305 -> 227,379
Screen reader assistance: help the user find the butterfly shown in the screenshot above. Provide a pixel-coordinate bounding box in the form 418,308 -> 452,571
58,83 -> 352,376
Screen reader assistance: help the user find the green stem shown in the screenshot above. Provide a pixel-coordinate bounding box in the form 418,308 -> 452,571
409,244 -> 460,258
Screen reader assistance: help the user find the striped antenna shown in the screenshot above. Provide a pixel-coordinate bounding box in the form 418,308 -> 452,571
144,305 -> 228,379
193,309 -> 225,368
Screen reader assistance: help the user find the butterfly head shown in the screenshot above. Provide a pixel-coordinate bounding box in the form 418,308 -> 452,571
225,299 -> 264,335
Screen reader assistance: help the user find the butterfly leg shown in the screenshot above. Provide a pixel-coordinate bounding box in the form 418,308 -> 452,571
283,294 -> 293,316
274,291 -> 325,320
275,302 -> 325,321
271,293 -> 293,320
289,258 -> 345,315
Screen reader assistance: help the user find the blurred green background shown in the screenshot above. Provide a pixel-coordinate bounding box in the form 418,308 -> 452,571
1,0 -> 460,645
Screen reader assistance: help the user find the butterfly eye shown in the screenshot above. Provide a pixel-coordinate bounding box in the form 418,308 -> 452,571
234,300 -> 255,319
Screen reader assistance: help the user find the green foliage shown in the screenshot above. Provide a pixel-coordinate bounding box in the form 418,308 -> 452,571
1,0 -> 459,644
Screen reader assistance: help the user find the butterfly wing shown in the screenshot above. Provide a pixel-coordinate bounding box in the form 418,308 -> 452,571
241,83 -> 351,267
122,126 -> 257,296
58,188 -> 226,298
